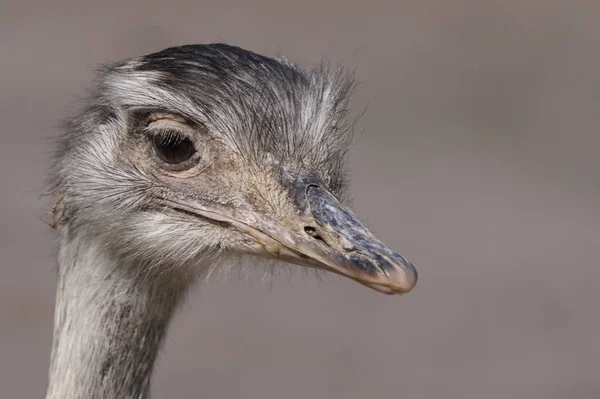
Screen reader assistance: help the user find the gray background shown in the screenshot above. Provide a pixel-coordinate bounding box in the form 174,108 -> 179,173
1,1 -> 599,398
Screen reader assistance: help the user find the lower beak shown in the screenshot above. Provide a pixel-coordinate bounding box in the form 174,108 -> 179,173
236,183 -> 417,295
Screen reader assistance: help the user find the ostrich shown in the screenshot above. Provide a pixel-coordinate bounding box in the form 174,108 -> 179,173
45,43 -> 417,398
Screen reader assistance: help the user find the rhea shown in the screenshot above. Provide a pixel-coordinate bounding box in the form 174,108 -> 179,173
45,44 -> 417,398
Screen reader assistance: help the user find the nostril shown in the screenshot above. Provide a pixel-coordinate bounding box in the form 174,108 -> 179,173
304,226 -> 325,242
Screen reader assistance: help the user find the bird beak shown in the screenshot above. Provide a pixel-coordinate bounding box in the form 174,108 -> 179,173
167,180 -> 417,295
242,183 -> 417,295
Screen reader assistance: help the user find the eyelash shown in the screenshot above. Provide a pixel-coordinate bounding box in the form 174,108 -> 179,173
149,129 -> 186,146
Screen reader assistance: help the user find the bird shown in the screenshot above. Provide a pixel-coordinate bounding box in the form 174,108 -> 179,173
44,43 -> 418,399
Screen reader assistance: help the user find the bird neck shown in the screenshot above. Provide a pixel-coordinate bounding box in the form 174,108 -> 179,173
46,230 -> 191,399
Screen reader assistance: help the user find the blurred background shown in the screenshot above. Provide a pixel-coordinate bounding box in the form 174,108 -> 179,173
1,1 -> 599,398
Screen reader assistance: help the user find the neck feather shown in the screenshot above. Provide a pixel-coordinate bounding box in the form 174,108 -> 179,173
46,229 -> 192,399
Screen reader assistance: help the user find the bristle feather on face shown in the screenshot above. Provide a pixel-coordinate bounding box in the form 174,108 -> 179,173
51,43 -> 359,279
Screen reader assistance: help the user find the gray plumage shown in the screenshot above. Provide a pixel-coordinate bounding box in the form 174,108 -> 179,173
46,43 -> 417,399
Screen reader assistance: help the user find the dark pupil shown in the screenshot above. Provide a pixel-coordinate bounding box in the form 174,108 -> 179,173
152,133 -> 195,164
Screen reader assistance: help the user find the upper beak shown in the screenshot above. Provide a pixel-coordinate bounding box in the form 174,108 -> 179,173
245,183 -> 417,294
168,179 -> 417,295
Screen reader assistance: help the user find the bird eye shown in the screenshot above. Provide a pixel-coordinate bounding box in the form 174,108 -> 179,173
151,131 -> 196,164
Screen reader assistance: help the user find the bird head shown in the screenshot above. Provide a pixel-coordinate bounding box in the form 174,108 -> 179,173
53,44 -> 417,294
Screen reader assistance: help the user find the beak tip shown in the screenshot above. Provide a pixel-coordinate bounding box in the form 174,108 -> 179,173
378,257 -> 418,294
392,263 -> 418,293
361,260 -> 417,295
